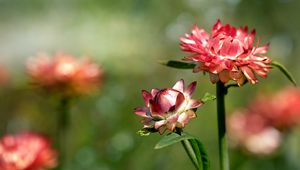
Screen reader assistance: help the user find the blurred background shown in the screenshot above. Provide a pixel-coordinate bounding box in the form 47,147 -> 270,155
0,0 -> 300,169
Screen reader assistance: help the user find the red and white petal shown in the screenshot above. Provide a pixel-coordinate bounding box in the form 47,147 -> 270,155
177,112 -> 190,124
151,88 -> 159,97
158,126 -> 167,135
134,107 -> 150,118
166,123 -> 176,132
241,66 -> 257,84
141,118 -> 154,128
254,43 -> 269,55
236,75 -> 247,86
167,114 -> 179,123
209,73 -> 219,84
142,90 -> 152,107
175,92 -> 186,111
186,110 -> 197,119
187,99 -> 203,109
228,39 -> 244,57
184,81 -> 197,97
156,89 -> 180,113
219,70 -> 231,83
172,79 -> 184,92
154,120 -> 167,129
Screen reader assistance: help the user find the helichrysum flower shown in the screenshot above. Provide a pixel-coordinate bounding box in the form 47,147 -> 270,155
227,111 -> 281,155
134,79 -> 203,134
180,19 -> 271,85
27,53 -> 103,96
0,132 -> 57,170
227,87 -> 300,155
0,66 -> 9,86
249,87 -> 300,131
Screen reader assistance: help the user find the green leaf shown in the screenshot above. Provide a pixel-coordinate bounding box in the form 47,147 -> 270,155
188,138 -> 209,170
201,93 -> 216,103
154,133 -> 192,149
155,132 -> 209,170
271,61 -> 297,86
159,60 -> 196,69
136,129 -> 151,136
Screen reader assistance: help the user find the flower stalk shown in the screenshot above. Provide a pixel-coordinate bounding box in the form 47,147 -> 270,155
57,97 -> 71,169
216,81 -> 229,170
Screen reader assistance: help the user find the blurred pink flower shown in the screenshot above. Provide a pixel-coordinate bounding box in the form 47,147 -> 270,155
27,53 -> 103,96
249,87 -> 300,131
0,66 -> 9,85
180,19 -> 271,85
227,111 -> 281,155
0,132 -> 57,170
134,79 -> 203,134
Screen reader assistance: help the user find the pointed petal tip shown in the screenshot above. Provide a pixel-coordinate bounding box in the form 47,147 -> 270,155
134,107 -> 150,118
172,79 -> 185,92
185,81 -> 197,96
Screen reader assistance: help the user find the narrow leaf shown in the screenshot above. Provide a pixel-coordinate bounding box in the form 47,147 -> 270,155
271,61 -> 297,86
159,60 -> 196,69
188,139 -> 209,170
201,92 -> 216,103
154,133 -> 192,149
154,132 -> 209,170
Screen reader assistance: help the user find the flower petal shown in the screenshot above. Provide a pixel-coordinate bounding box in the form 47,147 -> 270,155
219,70 -> 230,83
142,90 -> 152,107
172,79 -> 184,92
153,89 -> 180,113
254,43 -> 269,55
184,81 -> 197,97
150,88 -> 159,97
134,107 -> 150,118
241,67 -> 257,84
188,99 -> 203,109
178,112 -> 190,124
175,92 -> 185,111
209,73 -> 219,84
154,120 -> 167,129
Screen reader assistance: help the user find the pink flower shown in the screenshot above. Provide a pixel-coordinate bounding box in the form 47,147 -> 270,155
227,111 -> 281,155
134,79 -> 203,134
0,66 -> 9,86
27,53 -> 103,96
227,87 -> 300,155
249,87 -> 300,131
180,19 -> 271,85
0,132 -> 57,170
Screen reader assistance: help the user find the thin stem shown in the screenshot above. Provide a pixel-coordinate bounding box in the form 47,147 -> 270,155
176,129 -> 199,170
56,97 -> 71,170
216,82 -> 229,170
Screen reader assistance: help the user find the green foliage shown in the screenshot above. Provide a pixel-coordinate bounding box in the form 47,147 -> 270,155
137,129 -> 151,136
137,128 -> 158,136
155,132 -> 209,170
160,60 -> 196,69
271,61 -> 297,86
201,93 -> 216,103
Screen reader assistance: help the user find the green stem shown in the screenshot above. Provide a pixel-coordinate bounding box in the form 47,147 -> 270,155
216,82 -> 229,170
56,97 -> 70,170
176,129 -> 199,170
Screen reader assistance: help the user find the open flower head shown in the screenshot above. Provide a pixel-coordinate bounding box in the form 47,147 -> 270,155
0,66 -> 9,86
249,87 -> 300,131
134,79 -> 203,134
0,132 -> 57,170
180,20 -> 271,85
27,53 -> 103,96
227,111 -> 281,155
